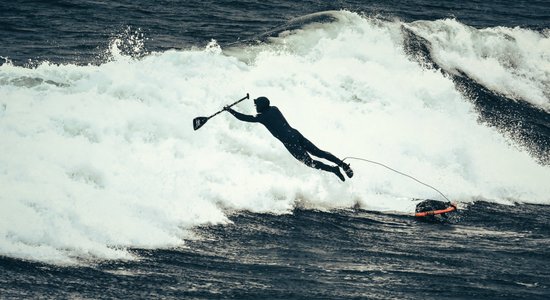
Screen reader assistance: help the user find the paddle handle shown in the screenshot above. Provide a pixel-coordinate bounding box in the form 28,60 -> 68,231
227,93 -> 250,109
208,93 -> 249,119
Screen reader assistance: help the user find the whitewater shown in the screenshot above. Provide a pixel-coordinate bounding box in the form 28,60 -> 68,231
1,11 -> 549,265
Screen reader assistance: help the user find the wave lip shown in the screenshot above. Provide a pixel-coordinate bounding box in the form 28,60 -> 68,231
405,18 -> 550,112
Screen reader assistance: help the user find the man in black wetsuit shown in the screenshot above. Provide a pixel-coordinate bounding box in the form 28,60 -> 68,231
224,96 -> 353,181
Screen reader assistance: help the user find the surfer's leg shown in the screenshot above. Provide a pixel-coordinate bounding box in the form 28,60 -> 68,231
301,137 -> 354,178
285,143 -> 345,181
301,137 -> 343,165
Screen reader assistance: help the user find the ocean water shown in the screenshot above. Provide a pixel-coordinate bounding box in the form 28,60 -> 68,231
1,1 -> 549,299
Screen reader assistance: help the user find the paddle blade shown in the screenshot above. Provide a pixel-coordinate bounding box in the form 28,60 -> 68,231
193,116 -> 209,130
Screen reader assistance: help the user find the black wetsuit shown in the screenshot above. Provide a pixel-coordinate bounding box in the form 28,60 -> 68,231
226,106 -> 344,172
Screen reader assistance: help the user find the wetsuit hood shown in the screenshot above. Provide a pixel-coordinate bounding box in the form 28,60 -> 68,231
254,97 -> 270,113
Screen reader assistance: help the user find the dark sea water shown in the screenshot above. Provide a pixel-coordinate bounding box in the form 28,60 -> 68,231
1,0 -> 549,66
2,204 -> 550,299
1,0 -> 550,299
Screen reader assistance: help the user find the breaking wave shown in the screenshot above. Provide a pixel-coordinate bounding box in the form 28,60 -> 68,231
0,10 -> 548,264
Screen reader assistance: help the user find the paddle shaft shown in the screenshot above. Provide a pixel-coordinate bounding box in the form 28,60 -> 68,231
206,93 -> 249,120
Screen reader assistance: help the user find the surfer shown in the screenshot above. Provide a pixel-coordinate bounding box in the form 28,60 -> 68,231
224,96 -> 353,181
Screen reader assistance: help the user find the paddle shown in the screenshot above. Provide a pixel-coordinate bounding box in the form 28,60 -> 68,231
193,93 -> 249,130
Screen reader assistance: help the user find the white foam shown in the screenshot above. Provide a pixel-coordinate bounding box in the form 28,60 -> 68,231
1,11 -> 549,264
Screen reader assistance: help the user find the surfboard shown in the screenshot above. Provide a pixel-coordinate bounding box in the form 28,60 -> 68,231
415,199 -> 457,217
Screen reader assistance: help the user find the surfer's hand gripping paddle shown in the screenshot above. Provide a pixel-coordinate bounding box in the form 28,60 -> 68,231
193,93 -> 249,130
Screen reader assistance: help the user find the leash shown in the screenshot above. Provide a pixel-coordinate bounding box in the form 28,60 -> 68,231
343,156 -> 451,202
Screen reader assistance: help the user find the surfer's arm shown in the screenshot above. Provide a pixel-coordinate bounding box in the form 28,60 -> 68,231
225,107 -> 258,123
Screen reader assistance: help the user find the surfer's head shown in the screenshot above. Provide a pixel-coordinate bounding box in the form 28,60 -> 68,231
254,96 -> 270,113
